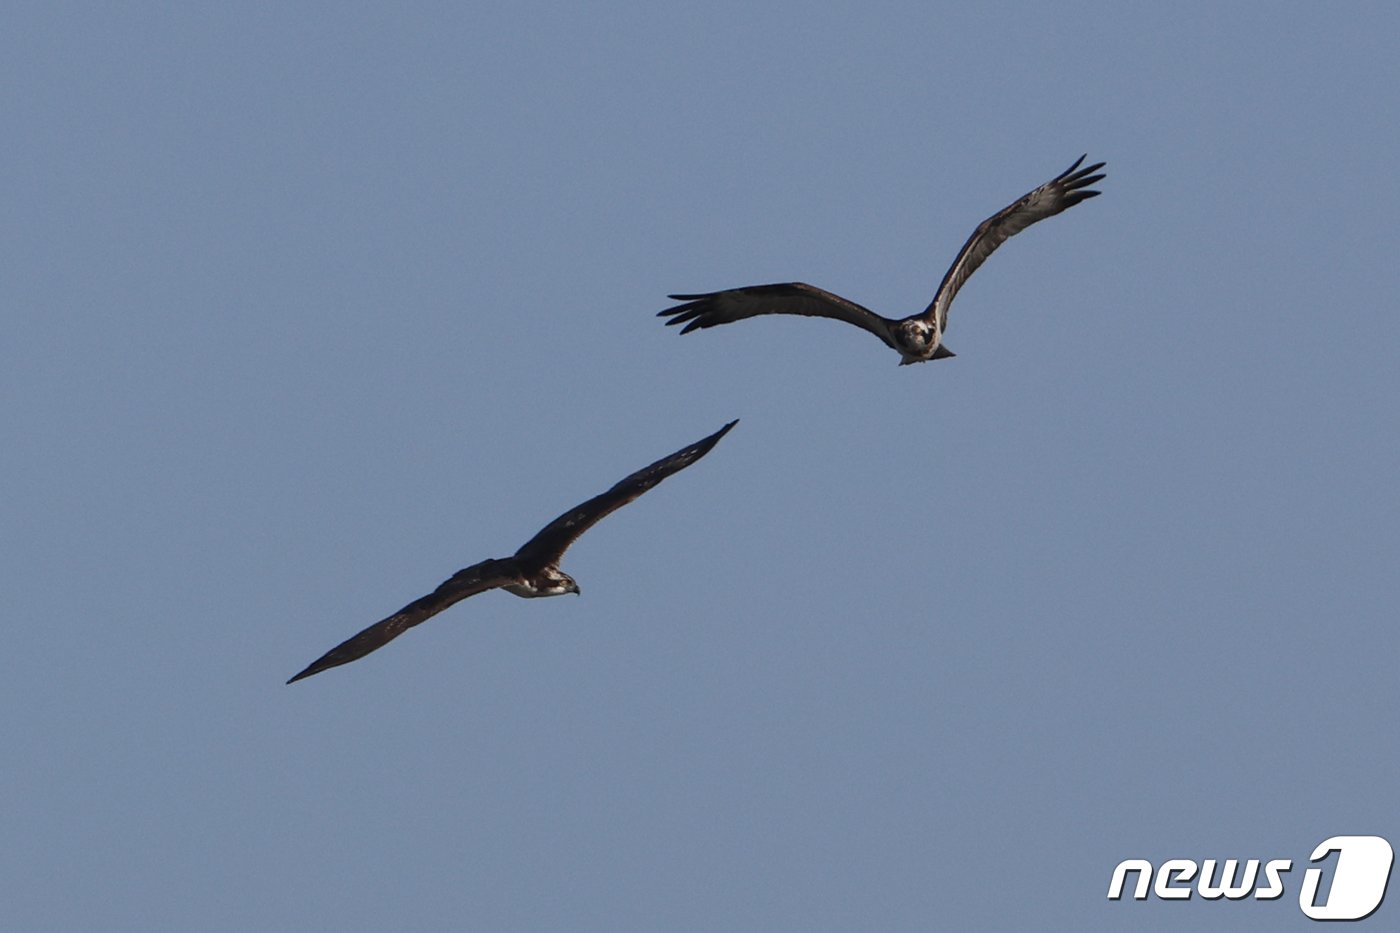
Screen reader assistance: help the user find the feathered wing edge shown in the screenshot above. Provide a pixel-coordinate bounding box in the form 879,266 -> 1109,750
513,419 -> 739,568
286,558 -> 517,683
659,284 -> 900,351
922,154 -> 1106,332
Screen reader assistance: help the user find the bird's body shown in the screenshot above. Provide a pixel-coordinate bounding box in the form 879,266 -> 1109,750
660,156 -> 1106,364
287,420 -> 737,683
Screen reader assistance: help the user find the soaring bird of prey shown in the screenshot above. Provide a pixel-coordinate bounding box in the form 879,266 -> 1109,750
659,155 -> 1106,365
287,420 -> 738,684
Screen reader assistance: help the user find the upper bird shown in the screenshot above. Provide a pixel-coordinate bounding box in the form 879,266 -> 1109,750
287,420 -> 737,684
659,155 -> 1106,365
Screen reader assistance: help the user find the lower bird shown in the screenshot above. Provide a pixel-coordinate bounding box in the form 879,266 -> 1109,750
659,155 -> 1106,364
287,420 -> 738,684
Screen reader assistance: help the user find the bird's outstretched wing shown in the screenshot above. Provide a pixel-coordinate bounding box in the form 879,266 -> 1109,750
513,420 -> 738,568
922,155 -> 1106,333
286,557 -> 519,684
659,284 -> 899,351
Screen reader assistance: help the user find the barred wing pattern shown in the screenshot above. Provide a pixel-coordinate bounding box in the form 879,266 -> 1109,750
659,284 -> 899,350
924,155 -> 1105,333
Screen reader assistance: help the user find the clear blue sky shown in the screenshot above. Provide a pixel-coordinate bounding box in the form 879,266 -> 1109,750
4,3 -> 1397,930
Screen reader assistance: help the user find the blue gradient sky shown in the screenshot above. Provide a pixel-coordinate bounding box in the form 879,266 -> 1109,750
4,3 -> 1398,930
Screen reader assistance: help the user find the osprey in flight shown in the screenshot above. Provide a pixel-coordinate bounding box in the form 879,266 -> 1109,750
659,155 -> 1106,364
287,420 -> 737,684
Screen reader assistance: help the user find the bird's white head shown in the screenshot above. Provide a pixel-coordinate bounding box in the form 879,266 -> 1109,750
540,567 -> 581,597
894,319 -> 940,364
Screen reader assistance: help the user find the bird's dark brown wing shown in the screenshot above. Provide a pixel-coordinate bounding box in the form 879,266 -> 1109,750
512,420 -> 738,569
921,155 -> 1106,333
286,557 -> 519,683
659,283 -> 900,351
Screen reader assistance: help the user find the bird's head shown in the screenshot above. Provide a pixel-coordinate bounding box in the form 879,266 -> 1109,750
542,567 -> 580,596
894,319 -> 951,365
897,319 -> 936,349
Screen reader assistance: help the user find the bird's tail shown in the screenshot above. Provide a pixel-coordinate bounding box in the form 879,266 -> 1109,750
898,345 -> 957,365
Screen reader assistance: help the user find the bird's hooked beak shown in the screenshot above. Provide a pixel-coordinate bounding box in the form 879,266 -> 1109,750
569,582 -> 581,595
